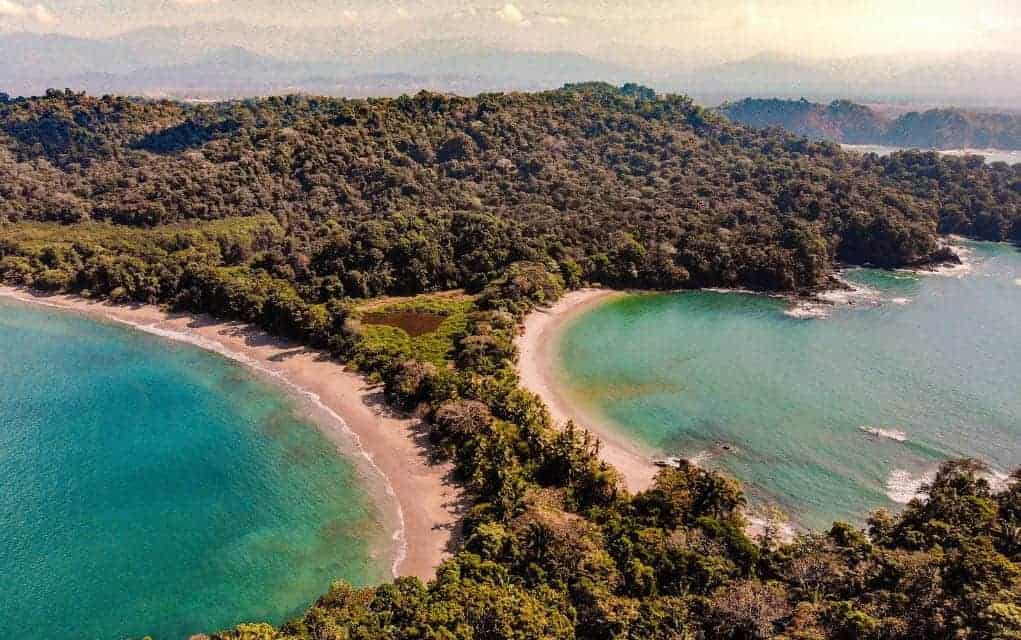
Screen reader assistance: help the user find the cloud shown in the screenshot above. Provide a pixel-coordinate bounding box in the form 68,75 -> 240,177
496,3 -> 524,24
0,0 -> 56,23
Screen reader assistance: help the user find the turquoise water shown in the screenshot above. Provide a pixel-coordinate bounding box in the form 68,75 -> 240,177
558,242 -> 1021,529
0,300 -> 389,640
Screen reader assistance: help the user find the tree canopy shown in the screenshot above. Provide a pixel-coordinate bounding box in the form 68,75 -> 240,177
720,97 -> 1021,150
1,85 -> 1019,639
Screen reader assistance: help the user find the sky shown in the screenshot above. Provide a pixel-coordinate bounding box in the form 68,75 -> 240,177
1,0 -> 1019,62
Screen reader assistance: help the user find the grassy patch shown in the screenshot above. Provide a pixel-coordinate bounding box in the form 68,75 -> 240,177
353,291 -> 474,366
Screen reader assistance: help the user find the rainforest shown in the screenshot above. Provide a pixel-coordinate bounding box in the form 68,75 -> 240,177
1,84 -> 1020,640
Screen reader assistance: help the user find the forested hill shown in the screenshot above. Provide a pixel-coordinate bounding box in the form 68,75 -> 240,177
719,97 -> 1021,150
3,86 -> 1021,639
1,86 -> 1019,297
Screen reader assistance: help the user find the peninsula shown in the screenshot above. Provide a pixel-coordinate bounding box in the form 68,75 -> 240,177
2,85 -> 1019,640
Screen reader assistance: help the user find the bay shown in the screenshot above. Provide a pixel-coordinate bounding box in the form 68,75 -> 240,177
557,242 -> 1021,529
0,299 -> 388,640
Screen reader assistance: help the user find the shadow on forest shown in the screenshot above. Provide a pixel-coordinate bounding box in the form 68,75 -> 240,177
134,119 -> 241,155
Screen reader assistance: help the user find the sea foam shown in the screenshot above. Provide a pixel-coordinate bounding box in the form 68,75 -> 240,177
886,469 -> 934,504
784,303 -> 831,319
745,513 -> 797,543
886,467 -> 1014,504
860,426 -> 908,442
816,278 -> 882,307
930,238 -> 975,278
785,275 -> 882,319
986,469 -> 1014,494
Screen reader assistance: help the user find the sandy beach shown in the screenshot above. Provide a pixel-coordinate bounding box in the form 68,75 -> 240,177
516,288 -> 660,494
516,288 -> 797,540
0,286 -> 464,581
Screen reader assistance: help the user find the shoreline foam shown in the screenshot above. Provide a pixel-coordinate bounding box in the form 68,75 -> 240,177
783,234 -> 984,320
886,466 -> 1014,504
931,239 -> 975,277
886,468 -> 933,504
0,286 -> 463,581
784,273 -> 884,319
897,236 -> 976,279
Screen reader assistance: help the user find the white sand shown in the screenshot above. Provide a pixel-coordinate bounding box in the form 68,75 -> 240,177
515,288 -> 660,493
516,288 -> 804,541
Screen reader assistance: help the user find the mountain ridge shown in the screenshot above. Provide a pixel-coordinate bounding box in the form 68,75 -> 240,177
719,97 -> 1021,150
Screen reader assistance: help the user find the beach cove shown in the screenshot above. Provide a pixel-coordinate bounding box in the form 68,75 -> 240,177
0,287 -> 464,639
518,242 -> 1021,530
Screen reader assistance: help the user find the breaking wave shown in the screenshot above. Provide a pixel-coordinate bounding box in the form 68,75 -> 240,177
886,469 -> 934,504
860,426 -> 908,442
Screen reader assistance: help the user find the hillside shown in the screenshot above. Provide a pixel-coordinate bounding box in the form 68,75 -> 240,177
2,85 -> 1021,639
720,98 -> 1021,150
3,86 -> 1020,294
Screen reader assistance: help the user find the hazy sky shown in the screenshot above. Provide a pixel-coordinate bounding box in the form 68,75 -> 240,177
2,0 -> 1019,61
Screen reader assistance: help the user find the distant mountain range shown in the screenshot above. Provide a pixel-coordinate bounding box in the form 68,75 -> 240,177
2,25 -> 1021,107
719,98 -> 1021,150
0,32 -> 634,99
662,51 -> 1021,108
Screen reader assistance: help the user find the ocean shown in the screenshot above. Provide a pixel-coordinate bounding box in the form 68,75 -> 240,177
0,299 -> 388,639
557,241 -> 1021,529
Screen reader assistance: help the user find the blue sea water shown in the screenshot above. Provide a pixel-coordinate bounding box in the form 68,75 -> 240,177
0,299 -> 389,639
558,242 -> 1021,529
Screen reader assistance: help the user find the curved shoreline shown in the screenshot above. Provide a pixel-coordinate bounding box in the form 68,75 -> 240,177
516,288 -> 660,493
516,288 -> 796,540
0,286 -> 462,581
